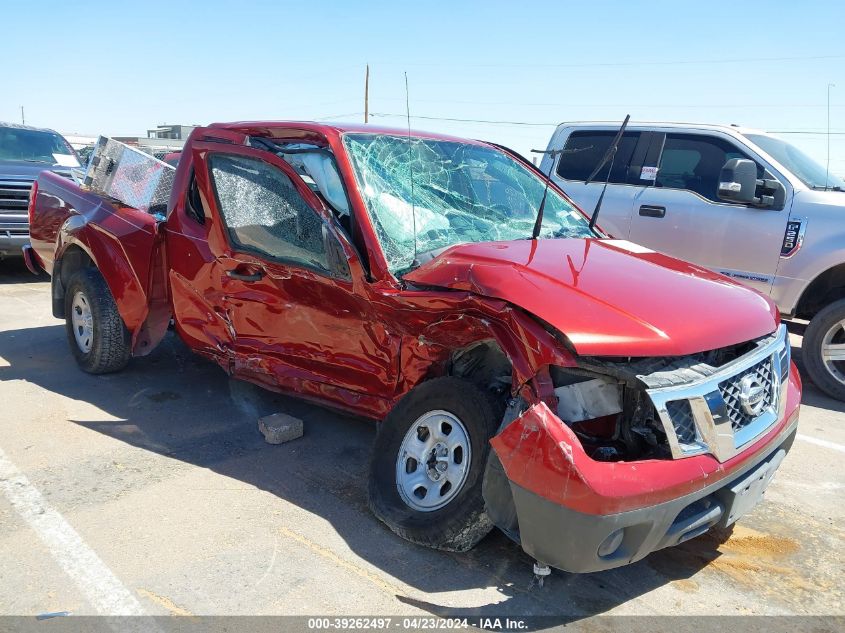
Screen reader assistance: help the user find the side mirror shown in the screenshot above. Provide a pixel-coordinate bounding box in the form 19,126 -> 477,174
717,158 -> 758,204
718,158 -> 786,209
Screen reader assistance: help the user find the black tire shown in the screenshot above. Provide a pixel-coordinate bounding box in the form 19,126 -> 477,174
368,377 -> 501,552
64,268 -> 131,374
803,298 -> 845,401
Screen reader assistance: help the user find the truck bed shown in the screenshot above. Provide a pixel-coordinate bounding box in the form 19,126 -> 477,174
29,169 -> 164,352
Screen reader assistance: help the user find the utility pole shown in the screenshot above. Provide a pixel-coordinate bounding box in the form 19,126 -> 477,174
364,64 -> 369,124
827,83 -> 835,189
20,106 -> 25,125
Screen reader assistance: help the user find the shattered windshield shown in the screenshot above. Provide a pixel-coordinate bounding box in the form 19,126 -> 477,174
343,133 -> 593,273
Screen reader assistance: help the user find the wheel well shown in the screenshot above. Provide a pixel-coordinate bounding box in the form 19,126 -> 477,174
445,340 -> 512,396
795,264 -> 845,320
52,245 -> 94,318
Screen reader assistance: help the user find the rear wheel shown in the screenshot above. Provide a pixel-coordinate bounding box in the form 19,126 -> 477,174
368,377 -> 500,551
803,299 -> 845,401
64,268 -> 131,374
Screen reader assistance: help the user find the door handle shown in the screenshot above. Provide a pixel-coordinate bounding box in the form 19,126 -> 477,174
226,269 -> 265,282
639,205 -> 666,218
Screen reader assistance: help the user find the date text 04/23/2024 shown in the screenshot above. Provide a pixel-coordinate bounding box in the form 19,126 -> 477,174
306,617 -> 528,630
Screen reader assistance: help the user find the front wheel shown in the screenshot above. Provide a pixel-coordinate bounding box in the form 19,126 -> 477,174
803,298 -> 845,401
368,377 -> 500,552
64,268 -> 131,374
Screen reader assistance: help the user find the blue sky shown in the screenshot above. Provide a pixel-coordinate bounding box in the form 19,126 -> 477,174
3,0 -> 843,172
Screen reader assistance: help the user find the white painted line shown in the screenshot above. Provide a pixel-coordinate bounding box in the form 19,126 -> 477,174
797,433 -> 845,454
0,446 -> 145,616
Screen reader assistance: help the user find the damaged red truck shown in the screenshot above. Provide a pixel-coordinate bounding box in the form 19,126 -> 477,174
25,121 -> 801,574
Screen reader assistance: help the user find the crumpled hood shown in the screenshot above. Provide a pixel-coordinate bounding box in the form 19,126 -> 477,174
404,239 -> 779,357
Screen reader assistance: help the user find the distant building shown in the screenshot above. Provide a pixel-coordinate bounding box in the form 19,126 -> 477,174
110,124 -> 199,158
146,124 -> 197,141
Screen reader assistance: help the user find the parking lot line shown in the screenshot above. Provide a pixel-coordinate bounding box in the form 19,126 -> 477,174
0,446 -> 146,616
796,434 -> 845,454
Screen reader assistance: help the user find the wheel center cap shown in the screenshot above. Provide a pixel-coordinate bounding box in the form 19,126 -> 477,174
426,442 -> 449,481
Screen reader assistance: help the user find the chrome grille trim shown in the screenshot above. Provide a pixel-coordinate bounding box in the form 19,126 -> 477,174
647,324 -> 789,463
719,358 -> 775,432
0,180 -> 33,215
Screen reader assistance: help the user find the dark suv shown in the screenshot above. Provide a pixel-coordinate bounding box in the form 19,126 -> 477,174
0,123 -> 79,259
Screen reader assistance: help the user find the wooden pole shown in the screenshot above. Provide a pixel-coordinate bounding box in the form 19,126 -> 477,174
364,65 -> 369,124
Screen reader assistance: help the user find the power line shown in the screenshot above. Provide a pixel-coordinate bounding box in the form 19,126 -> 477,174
375,97 -> 845,109
370,112 -> 845,136
371,112 -> 845,135
370,113 -> 556,126
374,53 -> 845,70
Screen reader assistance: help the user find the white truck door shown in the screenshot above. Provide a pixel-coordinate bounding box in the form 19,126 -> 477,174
549,129 -> 648,239
627,132 -> 788,296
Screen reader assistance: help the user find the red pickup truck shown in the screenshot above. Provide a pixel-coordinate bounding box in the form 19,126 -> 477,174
25,121 -> 801,574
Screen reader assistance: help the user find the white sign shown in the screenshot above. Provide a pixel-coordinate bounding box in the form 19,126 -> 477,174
53,153 -> 80,167
640,166 -> 658,180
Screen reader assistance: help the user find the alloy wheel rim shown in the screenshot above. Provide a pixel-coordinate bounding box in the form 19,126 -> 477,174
395,410 -> 471,512
71,291 -> 94,353
821,318 -> 845,385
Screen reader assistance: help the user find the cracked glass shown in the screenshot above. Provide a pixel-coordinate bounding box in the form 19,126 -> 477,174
343,133 -> 593,274
209,154 -> 328,271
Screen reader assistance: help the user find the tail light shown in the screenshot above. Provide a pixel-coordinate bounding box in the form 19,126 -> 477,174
27,180 -> 38,226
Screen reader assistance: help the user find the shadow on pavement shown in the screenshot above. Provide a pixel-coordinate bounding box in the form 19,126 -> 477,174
0,258 -> 48,284
1,324 -> 740,625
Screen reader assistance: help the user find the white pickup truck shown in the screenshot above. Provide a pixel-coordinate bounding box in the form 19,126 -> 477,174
541,121 -> 845,401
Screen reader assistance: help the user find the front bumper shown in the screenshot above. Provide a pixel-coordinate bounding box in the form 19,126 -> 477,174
489,360 -> 801,573
510,418 -> 795,573
0,232 -> 28,257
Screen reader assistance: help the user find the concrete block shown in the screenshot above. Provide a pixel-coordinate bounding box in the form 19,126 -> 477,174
258,413 -> 304,444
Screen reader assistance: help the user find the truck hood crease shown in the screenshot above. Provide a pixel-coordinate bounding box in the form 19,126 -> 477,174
403,239 -> 778,356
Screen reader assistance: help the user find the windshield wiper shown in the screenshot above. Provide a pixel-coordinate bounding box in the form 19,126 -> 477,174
584,115 -> 630,231
529,124 -> 629,240
527,151 -> 560,239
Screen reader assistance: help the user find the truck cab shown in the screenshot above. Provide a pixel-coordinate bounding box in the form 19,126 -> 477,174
542,122 -> 845,400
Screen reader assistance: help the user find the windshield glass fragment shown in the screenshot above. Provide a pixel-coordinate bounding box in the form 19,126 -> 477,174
343,133 -> 593,273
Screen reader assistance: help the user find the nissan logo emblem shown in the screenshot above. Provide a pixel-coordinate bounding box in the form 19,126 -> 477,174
739,374 -> 767,417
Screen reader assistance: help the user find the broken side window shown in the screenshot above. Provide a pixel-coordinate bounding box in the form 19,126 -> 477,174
208,153 -> 329,272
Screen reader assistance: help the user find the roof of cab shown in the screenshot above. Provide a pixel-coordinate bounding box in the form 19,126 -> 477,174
554,120 -> 769,137
209,120 -> 488,145
0,121 -> 61,134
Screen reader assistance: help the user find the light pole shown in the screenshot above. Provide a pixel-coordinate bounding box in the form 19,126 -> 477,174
827,83 -> 835,189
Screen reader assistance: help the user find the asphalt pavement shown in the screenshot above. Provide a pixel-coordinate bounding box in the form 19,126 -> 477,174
0,259 -> 842,628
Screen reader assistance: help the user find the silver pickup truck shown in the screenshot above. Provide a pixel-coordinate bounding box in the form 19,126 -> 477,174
541,121 -> 845,401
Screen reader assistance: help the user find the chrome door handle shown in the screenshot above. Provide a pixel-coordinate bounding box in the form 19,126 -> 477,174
639,205 -> 666,218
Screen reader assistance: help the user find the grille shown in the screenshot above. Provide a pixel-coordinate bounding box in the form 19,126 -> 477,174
666,399 -> 696,444
0,181 -> 32,215
778,345 -> 790,384
719,358 -> 774,432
